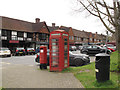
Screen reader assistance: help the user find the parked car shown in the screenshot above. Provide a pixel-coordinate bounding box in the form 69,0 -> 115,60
104,44 -> 116,50
79,46 -> 83,50
102,46 -> 115,52
26,48 -> 35,55
69,51 -> 90,66
12,47 -> 26,56
80,45 -> 111,55
0,47 -> 11,57
35,50 -> 90,66
69,46 -> 77,51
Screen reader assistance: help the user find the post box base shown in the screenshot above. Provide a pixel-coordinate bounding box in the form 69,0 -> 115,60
40,64 -> 47,69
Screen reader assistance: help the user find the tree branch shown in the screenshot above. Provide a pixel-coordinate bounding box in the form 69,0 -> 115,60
95,2 -> 115,33
103,0 -> 116,27
77,0 -> 99,17
87,0 -> 109,17
97,2 -> 114,10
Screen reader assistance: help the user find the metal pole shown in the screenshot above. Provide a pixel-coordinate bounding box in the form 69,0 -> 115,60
105,31 -> 108,54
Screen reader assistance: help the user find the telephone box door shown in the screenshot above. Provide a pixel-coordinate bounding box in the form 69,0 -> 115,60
50,38 -> 60,70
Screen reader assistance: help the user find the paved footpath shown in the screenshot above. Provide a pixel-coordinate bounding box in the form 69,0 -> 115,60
2,64 -> 84,88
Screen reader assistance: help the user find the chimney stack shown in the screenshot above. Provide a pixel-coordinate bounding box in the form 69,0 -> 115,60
52,23 -> 55,27
35,18 -> 40,23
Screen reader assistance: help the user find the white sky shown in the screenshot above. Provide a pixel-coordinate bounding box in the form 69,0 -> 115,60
0,0 -> 108,35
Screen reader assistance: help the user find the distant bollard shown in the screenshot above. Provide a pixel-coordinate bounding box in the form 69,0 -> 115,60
95,53 -> 110,82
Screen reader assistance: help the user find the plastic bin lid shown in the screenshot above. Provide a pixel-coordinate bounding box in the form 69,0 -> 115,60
95,53 -> 110,57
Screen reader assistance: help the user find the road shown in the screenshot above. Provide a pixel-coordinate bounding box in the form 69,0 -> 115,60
1,51 -> 95,88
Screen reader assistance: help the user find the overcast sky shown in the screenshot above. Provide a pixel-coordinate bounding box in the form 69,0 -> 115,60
0,0 -> 109,35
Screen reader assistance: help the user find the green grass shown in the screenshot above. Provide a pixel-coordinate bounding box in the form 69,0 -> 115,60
62,51 -> 119,88
0,87 -> 5,90
110,51 -> 119,72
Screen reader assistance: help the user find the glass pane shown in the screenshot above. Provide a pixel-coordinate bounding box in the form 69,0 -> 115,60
52,49 -> 59,52
64,64 -> 68,67
52,39 -> 58,42
64,45 -> 67,52
52,42 -> 58,45
52,53 -> 58,56
64,38 -> 67,41
64,42 -> 67,45
52,46 -> 58,49
64,53 -> 67,56
64,60 -> 67,63
52,57 -> 58,60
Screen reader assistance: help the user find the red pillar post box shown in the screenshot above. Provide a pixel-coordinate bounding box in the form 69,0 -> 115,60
39,46 -> 47,69
49,30 -> 69,72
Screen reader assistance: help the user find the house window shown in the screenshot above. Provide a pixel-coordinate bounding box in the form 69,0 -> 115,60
17,32 -> 24,37
12,36 -> 17,40
81,38 -> 83,41
27,32 -> 33,38
27,38 -> 32,41
43,26 -> 46,28
90,38 -> 92,41
12,31 -> 17,36
72,36 -> 73,40
69,36 -> 71,40
11,31 -> 17,40
2,30 -> 7,36
1,36 -> 7,40
18,37 -> 23,41
39,33 -> 46,40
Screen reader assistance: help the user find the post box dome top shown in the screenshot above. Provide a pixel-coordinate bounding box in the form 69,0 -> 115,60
40,46 -> 47,48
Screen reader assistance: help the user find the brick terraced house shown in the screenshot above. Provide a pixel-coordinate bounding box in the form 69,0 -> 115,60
0,16 -> 107,52
0,16 -> 50,51
59,26 -> 74,45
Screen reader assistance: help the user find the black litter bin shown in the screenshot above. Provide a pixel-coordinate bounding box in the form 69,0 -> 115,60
95,53 -> 110,82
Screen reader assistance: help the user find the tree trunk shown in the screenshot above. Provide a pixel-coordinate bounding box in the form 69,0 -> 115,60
118,24 -> 120,53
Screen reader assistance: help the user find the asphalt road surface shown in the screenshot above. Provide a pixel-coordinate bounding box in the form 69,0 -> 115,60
1,51 -> 95,88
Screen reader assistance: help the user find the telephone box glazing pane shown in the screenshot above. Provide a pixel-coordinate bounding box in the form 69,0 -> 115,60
52,42 -> 58,45
52,39 -> 58,42
52,53 -> 59,56
52,49 -> 59,52
52,46 -> 58,49
52,57 -> 58,60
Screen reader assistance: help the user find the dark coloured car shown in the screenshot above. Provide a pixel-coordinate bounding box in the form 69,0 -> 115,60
26,48 -> 35,55
12,47 -> 26,56
35,50 -> 90,66
69,51 -> 90,66
80,45 -> 111,55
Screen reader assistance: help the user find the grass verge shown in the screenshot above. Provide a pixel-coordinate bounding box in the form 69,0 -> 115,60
62,51 -> 119,88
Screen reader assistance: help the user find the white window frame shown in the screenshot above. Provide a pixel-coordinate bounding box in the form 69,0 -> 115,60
18,37 -> 23,41
12,31 -> 17,36
24,32 -> 27,38
1,36 -> 7,40
27,38 -> 32,41
0,29 -> 1,36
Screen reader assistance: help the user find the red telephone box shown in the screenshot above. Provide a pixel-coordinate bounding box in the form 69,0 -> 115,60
49,30 -> 69,71
39,46 -> 47,69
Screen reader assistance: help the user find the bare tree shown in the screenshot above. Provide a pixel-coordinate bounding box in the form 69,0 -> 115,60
76,0 -> 120,51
